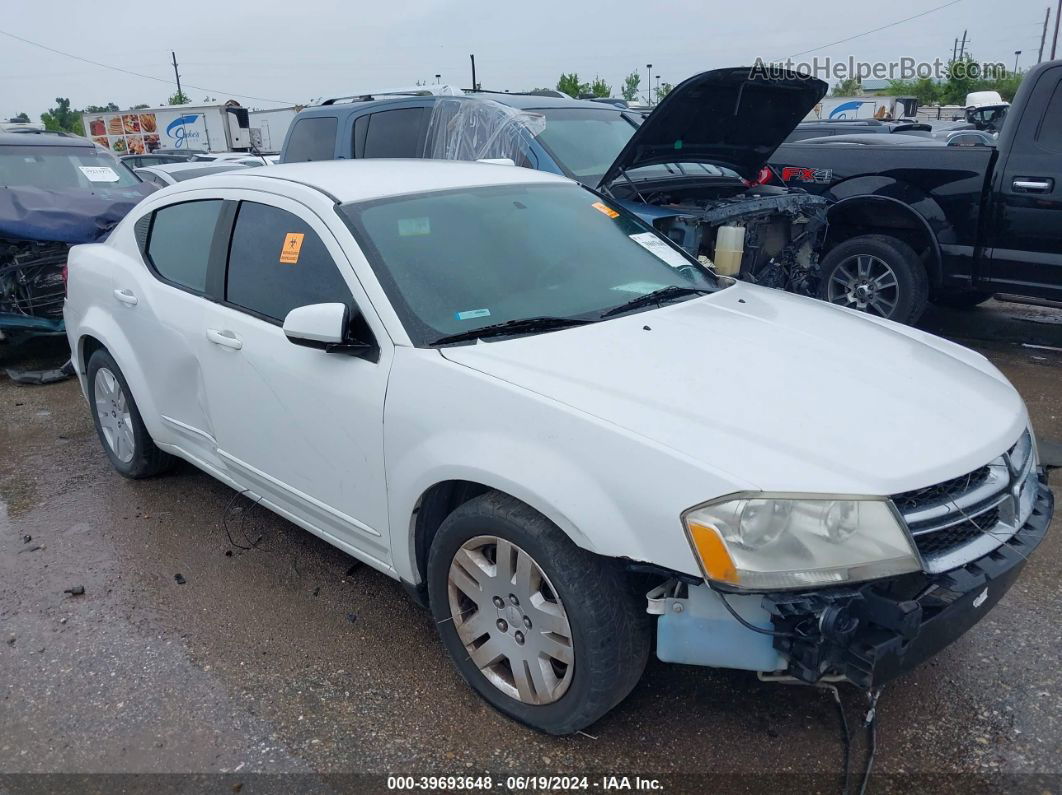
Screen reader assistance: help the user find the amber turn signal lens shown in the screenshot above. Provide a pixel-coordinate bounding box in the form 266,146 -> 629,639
688,521 -> 739,585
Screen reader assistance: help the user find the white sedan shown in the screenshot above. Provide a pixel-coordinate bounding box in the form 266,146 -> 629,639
134,161 -> 252,187
63,160 -> 1052,734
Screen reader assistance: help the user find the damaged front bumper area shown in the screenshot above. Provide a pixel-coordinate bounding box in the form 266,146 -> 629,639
0,238 -> 69,338
651,473 -> 1053,687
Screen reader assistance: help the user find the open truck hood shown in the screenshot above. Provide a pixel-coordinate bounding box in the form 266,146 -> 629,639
598,67 -> 827,187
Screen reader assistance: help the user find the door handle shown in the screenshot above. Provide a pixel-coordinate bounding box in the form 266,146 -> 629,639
1012,178 -> 1054,193
206,328 -> 243,350
113,288 -> 139,306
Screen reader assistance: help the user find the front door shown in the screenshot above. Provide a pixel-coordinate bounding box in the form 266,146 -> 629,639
198,193 -> 394,568
986,63 -> 1062,299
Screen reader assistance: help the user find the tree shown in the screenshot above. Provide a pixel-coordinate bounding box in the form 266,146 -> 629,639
556,73 -> 585,98
84,102 -> 120,113
40,97 -> 82,133
832,77 -> 861,96
167,90 -> 191,105
655,82 -> 674,103
130,104 -> 150,110
11,112 -> 30,123
885,77 -> 940,105
588,76 -> 611,98
621,71 -> 641,102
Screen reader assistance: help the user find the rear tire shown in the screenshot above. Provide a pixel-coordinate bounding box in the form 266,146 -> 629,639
929,289 -> 994,309
427,491 -> 651,735
87,349 -> 174,479
817,234 -> 929,324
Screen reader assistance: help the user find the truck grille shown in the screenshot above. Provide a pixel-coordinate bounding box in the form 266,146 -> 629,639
892,431 -> 1036,573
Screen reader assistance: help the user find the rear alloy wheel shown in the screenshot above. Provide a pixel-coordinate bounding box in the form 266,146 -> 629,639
818,234 -> 928,324
87,348 -> 174,479
94,367 -> 135,464
427,492 -> 651,735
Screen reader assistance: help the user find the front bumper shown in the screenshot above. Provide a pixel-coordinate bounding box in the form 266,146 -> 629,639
763,474 -> 1053,687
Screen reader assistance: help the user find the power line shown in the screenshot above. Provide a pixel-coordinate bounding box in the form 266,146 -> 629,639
784,0 -> 965,59
0,27 -> 293,105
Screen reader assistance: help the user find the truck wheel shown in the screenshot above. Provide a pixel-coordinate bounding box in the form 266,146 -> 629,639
930,289 -> 994,309
87,349 -> 175,479
818,235 -> 928,324
427,491 -> 651,735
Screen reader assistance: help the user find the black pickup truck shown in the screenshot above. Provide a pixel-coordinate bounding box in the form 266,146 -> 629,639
769,59 -> 1062,323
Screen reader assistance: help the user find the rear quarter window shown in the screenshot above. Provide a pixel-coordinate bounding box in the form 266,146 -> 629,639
284,116 -> 338,162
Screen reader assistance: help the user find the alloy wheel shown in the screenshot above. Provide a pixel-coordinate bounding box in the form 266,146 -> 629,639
94,367 -> 135,463
826,254 -> 900,318
447,535 -> 574,705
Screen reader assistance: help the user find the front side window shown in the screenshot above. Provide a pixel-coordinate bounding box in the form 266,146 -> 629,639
362,108 -> 428,158
146,200 -> 223,292
284,116 -> 338,162
226,201 -> 351,322
339,183 -> 720,346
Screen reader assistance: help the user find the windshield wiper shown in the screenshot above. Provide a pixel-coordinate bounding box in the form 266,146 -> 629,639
430,316 -> 596,346
600,285 -> 711,318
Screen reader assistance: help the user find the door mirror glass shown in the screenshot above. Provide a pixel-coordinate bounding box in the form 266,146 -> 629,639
283,302 -> 348,346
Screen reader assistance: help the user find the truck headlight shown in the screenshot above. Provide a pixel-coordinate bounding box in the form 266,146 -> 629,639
682,494 -> 921,590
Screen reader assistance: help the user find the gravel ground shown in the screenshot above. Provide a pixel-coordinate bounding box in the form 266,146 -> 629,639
1,299 -> 1060,793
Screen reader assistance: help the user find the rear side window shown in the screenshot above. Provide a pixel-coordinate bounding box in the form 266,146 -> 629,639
226,201 -> 351,322
284,116 -> 338,161
146,200 -> 223,292
1036,81 -> 1062,153
362,108 -> 428,158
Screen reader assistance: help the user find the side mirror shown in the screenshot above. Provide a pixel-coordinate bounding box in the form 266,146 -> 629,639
283,303 -> 378,360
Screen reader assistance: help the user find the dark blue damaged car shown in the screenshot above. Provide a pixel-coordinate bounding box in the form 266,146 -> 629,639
0,130 -> 155,343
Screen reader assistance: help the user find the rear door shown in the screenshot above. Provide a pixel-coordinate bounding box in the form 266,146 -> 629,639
118,196 -> 229,469
197,191 -> 394,568
986,63 -> 1062,299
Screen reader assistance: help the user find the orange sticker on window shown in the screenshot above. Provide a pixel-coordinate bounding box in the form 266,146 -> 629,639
280,232 -> 304,264
591,201 -> 620,219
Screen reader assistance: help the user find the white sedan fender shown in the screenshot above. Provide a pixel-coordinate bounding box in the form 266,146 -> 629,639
384,346 -> 757,586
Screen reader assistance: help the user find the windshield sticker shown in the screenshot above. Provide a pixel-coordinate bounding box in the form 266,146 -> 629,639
455,308 -> 491,321
612,281 -> 667,295
591,201 -> 620,219
629,232 -> 690,269
280,233 -> 305,264
398,217 -> 431,237
78,166 -> 120,183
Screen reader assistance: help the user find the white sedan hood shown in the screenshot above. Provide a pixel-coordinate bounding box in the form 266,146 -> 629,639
440,283 -> 1026,496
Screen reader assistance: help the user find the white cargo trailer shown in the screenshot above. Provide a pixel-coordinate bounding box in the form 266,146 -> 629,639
247,107 -> 298,153
82,102 -> 253,155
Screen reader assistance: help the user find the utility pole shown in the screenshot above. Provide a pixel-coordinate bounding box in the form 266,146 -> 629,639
171,51 -> 183,102
952,37 -> 958,62
1014,50 -> 1022,73
655,74 -> 660,103
1039,6 -> 1051,63
958,29 -> 968,60
1053,0 -> 1061,60
646,63 -> 652,106
469,54 -> 477,91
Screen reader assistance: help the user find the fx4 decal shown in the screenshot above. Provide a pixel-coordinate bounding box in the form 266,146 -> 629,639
781,166 -> 833,184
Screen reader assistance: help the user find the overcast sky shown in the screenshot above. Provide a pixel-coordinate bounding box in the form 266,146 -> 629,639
1,0 -> 1049,120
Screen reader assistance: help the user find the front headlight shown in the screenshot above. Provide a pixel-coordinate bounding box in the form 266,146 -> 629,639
682,494 -> 921,591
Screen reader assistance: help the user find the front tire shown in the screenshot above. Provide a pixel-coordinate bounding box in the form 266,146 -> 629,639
818,234 -> 929,324
87,349 -> 174,479
427,492 -> 651,735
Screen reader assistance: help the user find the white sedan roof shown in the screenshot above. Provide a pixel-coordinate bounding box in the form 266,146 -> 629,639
184,159 -> 572,204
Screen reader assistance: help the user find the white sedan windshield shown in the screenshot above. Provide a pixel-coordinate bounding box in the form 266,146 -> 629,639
340,183 -> 720,345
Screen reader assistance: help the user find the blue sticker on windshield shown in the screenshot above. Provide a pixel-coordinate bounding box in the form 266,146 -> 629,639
455,308 -> 491,321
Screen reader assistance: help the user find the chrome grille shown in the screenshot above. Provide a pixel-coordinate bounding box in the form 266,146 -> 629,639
893,431 -> 1037,573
